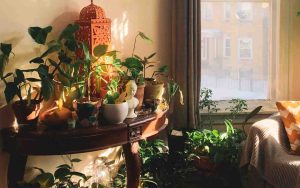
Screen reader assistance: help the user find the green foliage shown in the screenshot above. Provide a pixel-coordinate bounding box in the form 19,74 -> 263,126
28,26 -> 52,45
199,88 -> 220,128
20,156 -> 105,188
226,98 -> 248,119
104,78 -> 121,104
186,119 -> 245,166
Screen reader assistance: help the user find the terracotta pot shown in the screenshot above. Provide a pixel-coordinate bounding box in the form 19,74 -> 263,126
12,100 -> 42,125
103,102 -> 128,124
144,83 -> 164,100
39,105 -> 73,129
134,84 -> 145,110
193,156 -> 215,171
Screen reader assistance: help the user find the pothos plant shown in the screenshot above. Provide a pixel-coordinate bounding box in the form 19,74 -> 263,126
103,78 -> 122,104
19,156 -> 105,188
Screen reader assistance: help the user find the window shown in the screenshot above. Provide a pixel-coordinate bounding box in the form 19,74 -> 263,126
201,38 -> 208,60
201,0 -> 273,100
224,3 -> 231,21
223,37 -> 231,57
237,3 -> 253,22
238,38 -> 253,60
202,2 -> 213,21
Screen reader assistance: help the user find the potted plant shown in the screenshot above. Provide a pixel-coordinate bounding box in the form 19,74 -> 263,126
0,26 -> 59,125
102,78 -> 128,124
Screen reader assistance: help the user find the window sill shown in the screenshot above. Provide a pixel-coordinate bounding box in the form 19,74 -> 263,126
200,99 -> 278,128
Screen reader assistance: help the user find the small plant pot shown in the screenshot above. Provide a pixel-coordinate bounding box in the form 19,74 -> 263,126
103,102 -> 128,124
144,83 -> 164,100
40,106 -> 73,129
193,156 -> 215,172
75,97 -> 101,126
12,100 -> 42,125
134,84 -> 145,110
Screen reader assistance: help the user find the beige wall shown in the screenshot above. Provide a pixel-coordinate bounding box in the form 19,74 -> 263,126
0,0 -> 171,187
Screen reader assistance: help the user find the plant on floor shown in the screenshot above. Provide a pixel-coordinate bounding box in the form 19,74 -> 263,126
199,88 -> 220,129
19,156 -> 105,188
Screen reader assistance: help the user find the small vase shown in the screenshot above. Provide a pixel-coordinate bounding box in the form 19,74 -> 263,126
103,102 -> 128,124
134,84 -> 145,110
12,100 -> 42,125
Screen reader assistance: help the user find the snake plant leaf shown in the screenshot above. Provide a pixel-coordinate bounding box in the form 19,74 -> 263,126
32,172 -> 54,188
30,57 -> 44,64
4,82 -> 18,103
0,43 -> 12,55
41,78 -> 54,100
28,26 -> 52,45
59,24 -> 79,41
93,44 -> 108,57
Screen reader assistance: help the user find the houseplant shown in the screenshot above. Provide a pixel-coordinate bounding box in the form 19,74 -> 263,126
102,78 -> 128,124
0,26 -> 59,125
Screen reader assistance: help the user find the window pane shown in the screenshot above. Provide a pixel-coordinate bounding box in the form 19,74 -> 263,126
201,1 -> 271,100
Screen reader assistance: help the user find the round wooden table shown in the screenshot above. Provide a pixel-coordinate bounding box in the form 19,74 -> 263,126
1,110 -> 168,188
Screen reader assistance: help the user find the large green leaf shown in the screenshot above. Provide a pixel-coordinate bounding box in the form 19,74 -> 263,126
93,44 -> 108,57
123,57 -> 143,71
28,26 -> 52,45
4,82 -> 18,103
0,43 -> 12,55
37,64 -> 49,77
15,69 -> 25,84
41,78 -> 54,100
70,171 -> 88,181
32,173 -> 54,188
40,43 -> 61,58
59,24 -> 79,41
54,168 -> 70,181
64,37 -> 78,52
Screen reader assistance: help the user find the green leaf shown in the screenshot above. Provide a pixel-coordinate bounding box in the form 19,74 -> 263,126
4,82 -> 18,103
15,69 -> 25,84
244,106 -> 262,124
58,51 -> 72,64
2,72 -> 13,79
48,58 -> 70,79
33,167 -> 45,174
59,24 -> 80,41
0,43 -> 12,55
71,158 -> 82,163
93,44 -> 108,57
28,26 -> 52,45
158,65 -> 168,73
41,78 -> 53,100
26,78 -> 41,82
147,52 -> 156,59
37,65 -> 49,77
56,164 -> 71,169
32,173 -> 54,188
40,43 -> 61,58
82,42 -> 91,65
30,57 -> 44,64
138,32 -> 152,41
54,168 -> 70,181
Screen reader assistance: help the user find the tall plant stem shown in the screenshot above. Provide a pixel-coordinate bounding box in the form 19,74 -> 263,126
132,34 -> 139,57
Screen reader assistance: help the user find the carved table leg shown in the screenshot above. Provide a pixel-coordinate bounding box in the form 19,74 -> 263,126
8,153 -> 27,188
123,142 -> 141,188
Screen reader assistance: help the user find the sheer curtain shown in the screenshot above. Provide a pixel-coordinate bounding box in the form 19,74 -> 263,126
171,0 -> 201,129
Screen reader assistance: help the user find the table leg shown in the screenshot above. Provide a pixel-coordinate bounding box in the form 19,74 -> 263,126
123,142 -> 141,188
8,153 -> 27,188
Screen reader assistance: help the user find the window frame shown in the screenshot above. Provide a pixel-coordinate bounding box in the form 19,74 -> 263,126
223,36 -> 231,58
238,37 -> 253,60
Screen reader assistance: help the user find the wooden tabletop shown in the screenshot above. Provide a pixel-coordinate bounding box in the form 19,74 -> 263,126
1,111 -> 167,155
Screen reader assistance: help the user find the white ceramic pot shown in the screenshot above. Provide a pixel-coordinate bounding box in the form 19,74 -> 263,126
103,102 -> 129,124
